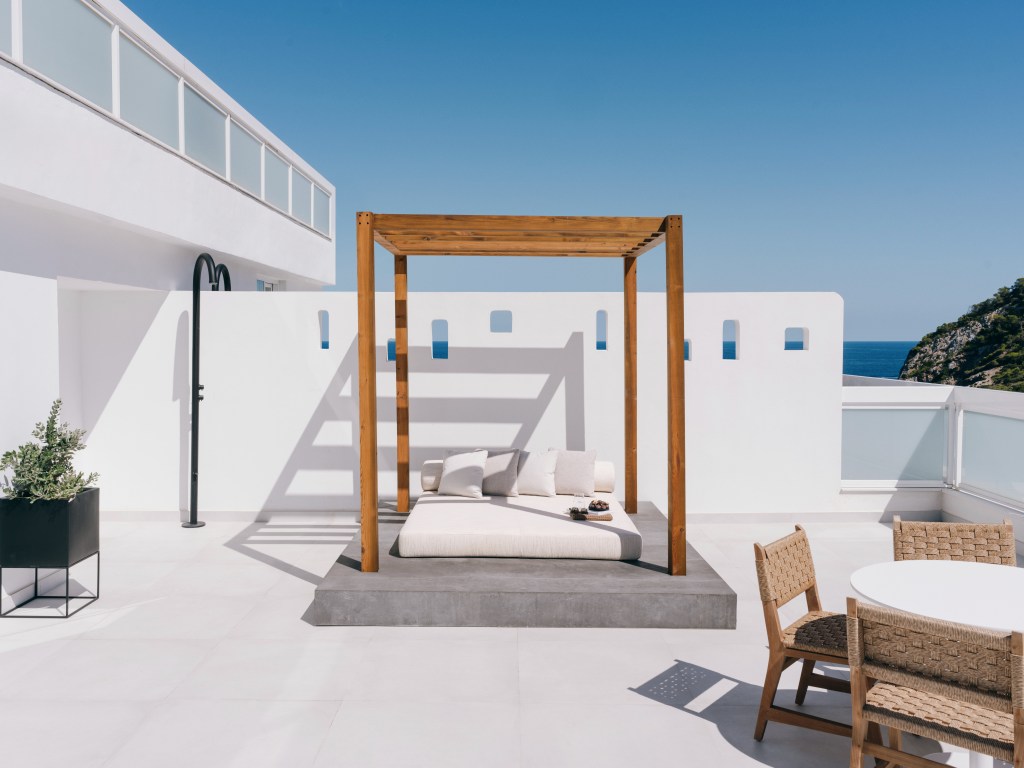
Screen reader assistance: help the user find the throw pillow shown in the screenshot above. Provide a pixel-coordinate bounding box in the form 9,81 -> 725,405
516,450 -> 558,497
481,448 -> 520,497
437,449 -> 488,498
551,448 -> 597,495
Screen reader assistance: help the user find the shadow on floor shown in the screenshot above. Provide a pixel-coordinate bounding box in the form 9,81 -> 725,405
630,660 -> 943,767
224,520 -> 360,585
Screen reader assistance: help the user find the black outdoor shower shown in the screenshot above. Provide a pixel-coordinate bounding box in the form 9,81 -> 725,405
186,253 -> 231,528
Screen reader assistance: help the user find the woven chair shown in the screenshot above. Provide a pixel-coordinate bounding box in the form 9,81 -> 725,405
753,525 -> 852,740
848,597 -> 1024,768
892,516 -> 1016,565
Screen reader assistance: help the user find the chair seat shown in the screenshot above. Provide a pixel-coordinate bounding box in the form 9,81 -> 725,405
864,682 -> 1013,762
782,610 -> 847,657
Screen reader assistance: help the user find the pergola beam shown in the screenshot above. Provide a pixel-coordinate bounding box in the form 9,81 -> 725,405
624,256 -> 638,514
664,215 -> 687,576
395,254 -> 410,514
356,212 -> 379,572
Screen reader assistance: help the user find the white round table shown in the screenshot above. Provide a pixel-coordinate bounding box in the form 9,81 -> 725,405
851,560 -> 1024,768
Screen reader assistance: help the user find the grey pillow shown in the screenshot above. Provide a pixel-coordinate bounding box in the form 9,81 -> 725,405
481,448 -> 520,497
551,449 -> 597,495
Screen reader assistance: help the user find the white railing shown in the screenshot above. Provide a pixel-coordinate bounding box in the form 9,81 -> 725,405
842,380 -> 1024,510
0,0 -> 331,237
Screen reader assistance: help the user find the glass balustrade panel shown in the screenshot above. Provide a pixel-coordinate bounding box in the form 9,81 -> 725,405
961,411 -> 1024,504
842,408 -> 946,483
119,35 -> 178,148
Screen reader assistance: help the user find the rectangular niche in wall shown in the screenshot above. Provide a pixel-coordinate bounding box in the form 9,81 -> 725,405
387,338 -> 396,362
596,310 -> 608,351
784,327 -> 808,351
490,310 -> 513,333
431,319 -> 448,360
684,340 -> 691,361
722,320 -> 739,360
317,310 -> 329,350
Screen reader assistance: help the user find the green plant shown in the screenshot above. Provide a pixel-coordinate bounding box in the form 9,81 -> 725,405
0,400 -> 98,501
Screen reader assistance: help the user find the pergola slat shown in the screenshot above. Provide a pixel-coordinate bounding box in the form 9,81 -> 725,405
356,212 -> 686,577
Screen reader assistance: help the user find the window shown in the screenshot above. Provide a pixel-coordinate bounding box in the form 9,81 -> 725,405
785,327 -> 808,351
264,150 -> 289,212
595,310 -> 608,351
23,0 -> 113,110
230,122 -> 261,197
317,310 -> 329,350
291,170 -> 312,225
684,340 -> 691,361
387,338 -> 396,362
431,319 -> 448,360
313,187 -> 331,235
256,279 -> 276,292
184,85 -> 226,175
490,310 -> 513,333
119,35 -> 179,148
722,320 -> 739,360
1,0 -> 13,56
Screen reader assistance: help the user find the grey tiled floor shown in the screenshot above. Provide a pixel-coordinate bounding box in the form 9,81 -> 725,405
0,516 -> 962,766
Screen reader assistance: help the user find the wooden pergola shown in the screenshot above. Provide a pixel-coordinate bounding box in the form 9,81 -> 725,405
356,213 -> 687,575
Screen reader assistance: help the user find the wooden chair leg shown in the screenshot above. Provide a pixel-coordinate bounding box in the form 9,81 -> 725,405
754,651 -> 785,741
850,714 -> 868,768
796,658 -> 815,705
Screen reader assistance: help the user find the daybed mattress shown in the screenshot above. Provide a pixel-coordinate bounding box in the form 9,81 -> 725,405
397,492 -> 643,560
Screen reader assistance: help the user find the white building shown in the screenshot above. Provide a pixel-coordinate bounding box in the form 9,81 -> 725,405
1,0 -> 1023,540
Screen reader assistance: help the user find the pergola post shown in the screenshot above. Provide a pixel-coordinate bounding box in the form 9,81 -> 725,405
356,212 -> 379,572
623,256 -> 638,514
394,254 -> 410,514
664,215 -> 687,576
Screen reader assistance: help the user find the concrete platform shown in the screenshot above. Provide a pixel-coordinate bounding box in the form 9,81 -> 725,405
313,503 -> 737,628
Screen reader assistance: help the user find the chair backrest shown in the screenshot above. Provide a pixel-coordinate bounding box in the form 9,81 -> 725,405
892,516 -> 1016,565
754,525 -> 820,611
847,598 -> 1021,713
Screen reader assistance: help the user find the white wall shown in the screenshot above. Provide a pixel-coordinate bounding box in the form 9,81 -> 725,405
57,289 -> 845,518
0,62 -> 333,288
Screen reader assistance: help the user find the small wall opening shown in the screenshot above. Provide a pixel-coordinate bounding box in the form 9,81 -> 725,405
684,339 -> 691,361
596,310 -> 608,351
431,319 -> 449,360
490,310 -> 513,333
317,310 -> 329,350
387,338 -> 396,362
722,320 -> 738,360
785,327 -> 808,351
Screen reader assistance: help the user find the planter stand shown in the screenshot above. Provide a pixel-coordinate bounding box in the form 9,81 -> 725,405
0,551 -> 100,618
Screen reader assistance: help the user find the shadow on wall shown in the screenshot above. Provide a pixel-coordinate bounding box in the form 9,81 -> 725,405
258,332 -> 586,513
629,660 -> 942,766
59,289 -> 168,435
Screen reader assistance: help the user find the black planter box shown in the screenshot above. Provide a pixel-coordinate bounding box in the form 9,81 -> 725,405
0,487 -> 100,568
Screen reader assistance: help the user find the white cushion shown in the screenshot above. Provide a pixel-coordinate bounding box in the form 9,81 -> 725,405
437,449 -> 488,498
551,449 -> 596,495
516,450 -> 557,497
397,493 -> 642,560
594,460 -> 615,493
420,460 -> 443,491
482,448 -> 520,497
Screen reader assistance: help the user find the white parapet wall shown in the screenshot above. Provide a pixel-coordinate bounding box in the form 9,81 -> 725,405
32,288 -> 847,518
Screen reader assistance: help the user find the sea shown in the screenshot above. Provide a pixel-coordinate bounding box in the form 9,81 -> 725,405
842,341 -> 917,379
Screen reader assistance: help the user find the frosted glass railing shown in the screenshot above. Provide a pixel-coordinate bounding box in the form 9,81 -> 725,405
23,0 -> 112,110
0,0 -> 12,56
3,0 -> 331,236
264,150 -> 290,213
842,408 -> 946,484
961,411 -> 1024,504
119,35 -> 178,149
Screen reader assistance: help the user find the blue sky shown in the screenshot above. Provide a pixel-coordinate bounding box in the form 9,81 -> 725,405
129,0 -> 1022,340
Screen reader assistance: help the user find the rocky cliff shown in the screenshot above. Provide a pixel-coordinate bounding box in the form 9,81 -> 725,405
899,278 -> 1024,392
